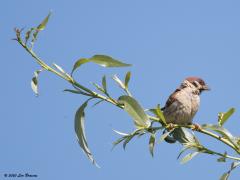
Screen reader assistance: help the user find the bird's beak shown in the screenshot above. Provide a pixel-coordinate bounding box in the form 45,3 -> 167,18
202,85 -> 210,91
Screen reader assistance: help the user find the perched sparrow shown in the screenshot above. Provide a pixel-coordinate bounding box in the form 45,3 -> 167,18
162,77 -> 210,143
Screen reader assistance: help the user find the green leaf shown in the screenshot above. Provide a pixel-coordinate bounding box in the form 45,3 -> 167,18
31,69 -> 42,95
102,75 -> 107,93
52,63 -> 71,79
118,95 -> 150,128
220,173 -> 230,180
37,12 -> 51,31
25,28 -> 34,44
74,100 -> 99,167
112,129 -> 144,150
92,82 -> 105,93
52,63 -> 66,74
92,99 -> 104,107
202,124 -> 239,148
113,129 -> 129,136
220,162 -> 240,180
71,55 -> 131,75
31,12 -> 51,44
149,133 -> 156,157
124,71 -> 131,89
63,89 -> 91,96
112,74 -> 125,89
123,135 -> 134,150
180,151 -> 199,164
217,152 -> 227,163
149,105 -> 167,126
218,108 -> 235,126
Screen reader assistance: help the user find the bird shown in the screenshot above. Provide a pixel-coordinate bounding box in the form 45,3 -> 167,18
162,77 -> 210,143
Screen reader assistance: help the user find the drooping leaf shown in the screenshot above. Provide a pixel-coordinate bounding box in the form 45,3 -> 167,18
149,133 -> 156,157
118,95 -> 150,128
218,108 -> 235,126
71,55 -> 131,75
124,71 -> 131,89
180,151 -> 199,164
37,12 -> 51,31
31,69 -> 42,95
74,100 -> 99,167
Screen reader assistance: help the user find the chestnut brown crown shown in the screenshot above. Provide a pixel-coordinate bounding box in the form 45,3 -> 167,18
185,76 -> 210,93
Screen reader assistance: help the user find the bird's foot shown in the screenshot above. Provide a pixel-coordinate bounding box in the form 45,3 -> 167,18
191,123 -> 201,131
166,123 -> 175,131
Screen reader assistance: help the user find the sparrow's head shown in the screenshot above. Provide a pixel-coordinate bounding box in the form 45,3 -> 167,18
184,77 -> 210,93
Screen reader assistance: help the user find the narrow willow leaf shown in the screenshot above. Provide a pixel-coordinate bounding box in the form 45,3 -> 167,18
112,137 -> 126,149
102,75 -> 107,93
177,147 -> 189,159
90,55 -> 131,67
123,135 -> 134,149
31,69 -> 42,95
124,71 -> 131,89
53,63 -> 71,79
92,82 -> 105,93
71,55 -> 131,75
63,89 -> 91,96
25,28 -> 34,44
149,105 -> 167,125
92,99 -> 104,107
71,58 -> 89,75
113,129 -> 129,136
202,124 -> 238,147
156,104 -> 167,125
231,161 -> 240,170
218,108 -> 235,126
32,12 -> 51,44
149,133 -> 156,157
118,95 -> 150,128
112,75 -> 125,89
220,173 -> 230,180
180,152 -> 199,164
74,100 -> 99,167
37,12 -> 51,31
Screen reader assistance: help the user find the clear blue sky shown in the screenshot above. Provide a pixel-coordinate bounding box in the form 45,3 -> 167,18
1,0 -> 240,179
